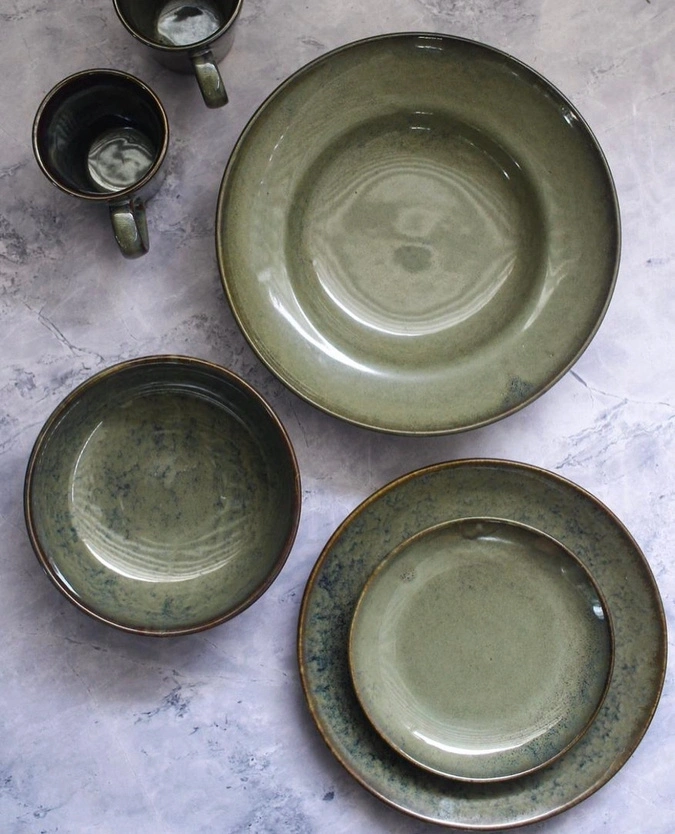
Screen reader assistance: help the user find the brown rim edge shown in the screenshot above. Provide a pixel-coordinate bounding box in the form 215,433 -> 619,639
24,354 -> 301,637
297,458 -> 667,829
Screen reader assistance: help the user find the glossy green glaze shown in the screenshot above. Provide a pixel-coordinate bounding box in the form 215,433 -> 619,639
349,518 -> 613,782
25,356 -> 301,635
298,460 -> 666,829
217,34 -> 620,434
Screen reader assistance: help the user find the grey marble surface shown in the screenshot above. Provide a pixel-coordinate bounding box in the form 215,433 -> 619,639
1,0 -> 673,832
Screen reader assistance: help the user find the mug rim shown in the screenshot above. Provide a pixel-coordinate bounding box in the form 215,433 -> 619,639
32,68 -> 170,202
112,0 -> 244,53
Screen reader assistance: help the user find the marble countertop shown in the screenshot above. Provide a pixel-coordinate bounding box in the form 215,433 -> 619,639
1,1 -> 673,832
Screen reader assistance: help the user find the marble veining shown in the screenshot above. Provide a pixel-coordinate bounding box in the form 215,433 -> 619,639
1,0 -> 673,832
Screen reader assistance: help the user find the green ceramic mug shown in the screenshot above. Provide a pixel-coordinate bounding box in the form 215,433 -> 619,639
112,0 -> 243,109
33,69 -> 169,259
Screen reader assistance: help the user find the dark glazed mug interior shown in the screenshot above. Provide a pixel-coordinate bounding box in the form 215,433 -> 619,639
34,70 -> 166,198
115,0 -> 240,47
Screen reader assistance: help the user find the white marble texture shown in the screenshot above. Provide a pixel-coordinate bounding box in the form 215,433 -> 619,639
1,0 -> 673,832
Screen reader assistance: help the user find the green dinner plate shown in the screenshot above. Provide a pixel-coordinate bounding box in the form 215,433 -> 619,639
298,460 -> 666,829
216,34 -> 620,434
349,518 -> 614,783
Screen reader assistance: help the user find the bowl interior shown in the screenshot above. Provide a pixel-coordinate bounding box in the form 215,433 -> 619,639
26,359 -> 299,634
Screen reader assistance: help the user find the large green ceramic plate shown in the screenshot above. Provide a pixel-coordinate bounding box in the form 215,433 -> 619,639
298,460 -> 666,829
217,34 -> 620,434
349,518 -> 614,783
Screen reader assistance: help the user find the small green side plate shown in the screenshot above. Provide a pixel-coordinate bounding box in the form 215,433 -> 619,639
25,356 -> 301,636
298,460 -> 666,829
217,33 -> 620,434
349,518 -> 613,782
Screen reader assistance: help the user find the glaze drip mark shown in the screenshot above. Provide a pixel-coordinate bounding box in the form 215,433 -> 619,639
394,244 -> 433,273
505,376 -> 536,406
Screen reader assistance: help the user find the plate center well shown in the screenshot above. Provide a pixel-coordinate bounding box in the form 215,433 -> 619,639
289,111 -> 544,354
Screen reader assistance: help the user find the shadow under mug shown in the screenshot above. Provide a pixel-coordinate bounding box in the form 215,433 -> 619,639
113,0 -> 243,109
33,69 -> 169,259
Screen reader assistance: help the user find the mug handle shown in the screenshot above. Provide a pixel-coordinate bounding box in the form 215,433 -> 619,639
191,50 -> 228,109
109,198 -> 149,259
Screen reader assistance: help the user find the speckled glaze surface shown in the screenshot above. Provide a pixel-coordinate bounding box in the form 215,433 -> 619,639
25,356 -> 301,635
349,518 -> 613,783
298,460 -> 666,829
217,33 -> 619,435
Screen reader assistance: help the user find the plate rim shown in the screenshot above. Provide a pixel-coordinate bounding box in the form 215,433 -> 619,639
216,32 -> 622,436
347,515 -> 616,783
297,458 -> 667,829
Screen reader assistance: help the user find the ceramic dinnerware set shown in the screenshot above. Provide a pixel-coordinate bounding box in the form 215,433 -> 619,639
26,5 -> 667,831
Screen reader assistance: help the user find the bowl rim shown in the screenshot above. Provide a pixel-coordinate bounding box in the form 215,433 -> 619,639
23,354 -> 302,637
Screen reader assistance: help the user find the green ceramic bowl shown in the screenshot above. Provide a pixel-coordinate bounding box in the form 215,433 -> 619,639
24,356 -> 301,636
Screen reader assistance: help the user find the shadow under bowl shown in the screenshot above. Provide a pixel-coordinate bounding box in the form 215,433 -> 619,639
24,356 -> 301,636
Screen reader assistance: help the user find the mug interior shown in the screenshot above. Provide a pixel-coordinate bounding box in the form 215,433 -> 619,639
34,71 -> 167,198
115,0 -> 239,47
